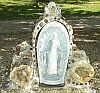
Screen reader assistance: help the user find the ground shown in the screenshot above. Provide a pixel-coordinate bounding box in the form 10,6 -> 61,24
0,16 -> 100,93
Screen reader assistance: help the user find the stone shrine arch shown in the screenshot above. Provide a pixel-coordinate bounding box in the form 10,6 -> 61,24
9,2 -> 95,92
32,13 -> 73,85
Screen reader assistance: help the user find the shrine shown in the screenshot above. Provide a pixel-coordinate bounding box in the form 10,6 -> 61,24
9,2 -> 95,93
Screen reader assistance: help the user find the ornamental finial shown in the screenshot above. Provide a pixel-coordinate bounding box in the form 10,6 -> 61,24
44,2 -> 61,17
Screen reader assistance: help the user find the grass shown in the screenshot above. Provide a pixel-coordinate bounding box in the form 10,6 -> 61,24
60,1 -> 100,17
0,0 -> 44,20
0,0 -> 100,20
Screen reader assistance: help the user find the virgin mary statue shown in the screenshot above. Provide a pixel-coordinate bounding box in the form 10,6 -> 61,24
47,32 -> 61,75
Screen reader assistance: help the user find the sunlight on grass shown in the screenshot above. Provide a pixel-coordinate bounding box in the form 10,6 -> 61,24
60,1 -> 100,12
0,0 -> 31,6
59,1 -> 100,16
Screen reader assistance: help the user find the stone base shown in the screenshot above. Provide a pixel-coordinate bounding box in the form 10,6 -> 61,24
39,83 -> 65,87
1,86 -> 96,93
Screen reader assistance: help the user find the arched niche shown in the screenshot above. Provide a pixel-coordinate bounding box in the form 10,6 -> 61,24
35,21 -> 70,85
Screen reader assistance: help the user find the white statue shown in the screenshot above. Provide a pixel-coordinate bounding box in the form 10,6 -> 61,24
48,32 -> 60,75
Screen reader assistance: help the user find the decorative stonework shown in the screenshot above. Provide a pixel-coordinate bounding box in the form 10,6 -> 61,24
67,50 -> 94,84
9,2 -> 95,93
10,65 -> 33,86
44,2 -> 61,17
32,2 -> 74,85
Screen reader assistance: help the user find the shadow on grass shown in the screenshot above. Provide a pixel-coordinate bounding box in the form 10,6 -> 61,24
0,3 -> 44,20
0,2 -> 100,20
62,8 -> 100,18
60,0 -> 89,4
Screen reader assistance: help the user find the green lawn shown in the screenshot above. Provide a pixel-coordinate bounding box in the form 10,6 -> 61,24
0,0 -> 100,20
60,1 -> 100,17
0,0 -> 44,20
